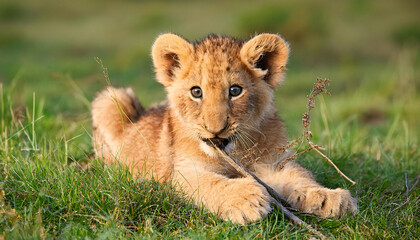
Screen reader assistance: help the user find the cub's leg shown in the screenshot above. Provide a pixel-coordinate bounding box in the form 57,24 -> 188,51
172,159 -> 272,224
255,162 -> 357,217
91,87 -> 144,164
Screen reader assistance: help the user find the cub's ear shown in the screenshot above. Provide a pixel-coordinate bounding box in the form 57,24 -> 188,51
152,33 -> 194,87
240,34 -> 289,88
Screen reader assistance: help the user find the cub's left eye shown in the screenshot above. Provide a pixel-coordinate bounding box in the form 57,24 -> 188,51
229,85 -> 243,97
190,86 -> 203,98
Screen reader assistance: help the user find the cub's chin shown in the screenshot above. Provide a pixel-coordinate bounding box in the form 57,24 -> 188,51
199,137 -> 234,157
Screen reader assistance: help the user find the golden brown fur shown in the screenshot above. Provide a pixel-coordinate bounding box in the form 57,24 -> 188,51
92,33 -> 357,224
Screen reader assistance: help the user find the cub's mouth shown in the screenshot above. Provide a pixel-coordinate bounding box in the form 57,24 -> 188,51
202,137 -> 230,150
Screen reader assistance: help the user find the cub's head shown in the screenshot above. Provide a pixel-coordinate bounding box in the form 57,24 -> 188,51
152,33 -> 289,156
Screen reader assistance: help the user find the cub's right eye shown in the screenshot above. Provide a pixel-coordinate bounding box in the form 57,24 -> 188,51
190,87 -> 203,98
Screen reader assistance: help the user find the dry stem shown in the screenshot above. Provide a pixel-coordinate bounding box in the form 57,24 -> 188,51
277,78 -> 356,185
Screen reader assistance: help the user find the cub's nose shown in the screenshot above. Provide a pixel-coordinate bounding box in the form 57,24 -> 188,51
204,121 -> 229,136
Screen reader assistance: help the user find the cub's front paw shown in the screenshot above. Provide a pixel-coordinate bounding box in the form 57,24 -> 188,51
289,187 -> 357,217
218,177 -> 272,224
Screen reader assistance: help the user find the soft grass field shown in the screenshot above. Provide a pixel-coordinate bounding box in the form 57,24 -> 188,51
1,0 -> 420,239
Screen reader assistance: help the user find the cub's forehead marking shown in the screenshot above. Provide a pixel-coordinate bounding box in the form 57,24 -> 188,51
190,35 -> 245,88
194,35 -> 242,57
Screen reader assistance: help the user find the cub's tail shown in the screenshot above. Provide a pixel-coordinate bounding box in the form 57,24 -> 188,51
91,87 -> 144,160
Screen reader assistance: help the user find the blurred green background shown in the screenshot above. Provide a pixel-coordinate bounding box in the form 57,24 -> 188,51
1,0 -> 419,138
1,1 -> 419,238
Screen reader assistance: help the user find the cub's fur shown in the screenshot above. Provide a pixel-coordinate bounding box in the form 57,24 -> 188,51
92,33 -> 357,224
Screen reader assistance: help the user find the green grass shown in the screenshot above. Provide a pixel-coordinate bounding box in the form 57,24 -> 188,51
1,0 -> 420,239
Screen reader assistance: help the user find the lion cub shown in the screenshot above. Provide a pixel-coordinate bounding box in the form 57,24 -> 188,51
92,33 -> 357,224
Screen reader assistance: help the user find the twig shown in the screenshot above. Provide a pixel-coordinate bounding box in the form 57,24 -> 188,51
277,78 -> 356,185
214,147 -> 288,205
307,140 -> 356,185
214,146 -> 328,240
